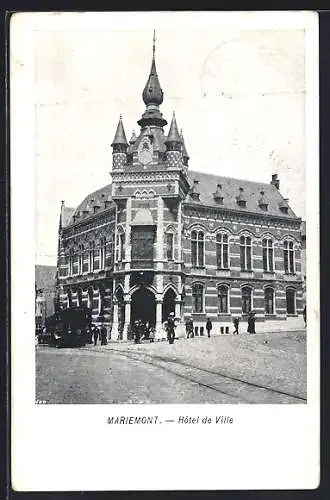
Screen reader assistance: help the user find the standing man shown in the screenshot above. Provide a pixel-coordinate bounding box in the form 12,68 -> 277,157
303,305 -> 307,326
100,324 -> 107,345
92,324 -> 99,345
166,312 -> 176,344
206,318 -> 212,338
233,317 -> 240,335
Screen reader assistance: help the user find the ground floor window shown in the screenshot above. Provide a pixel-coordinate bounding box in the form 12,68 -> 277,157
264,287 -> 274,314
242,286 -> 252,314
286,288 -> 296,314
218,285 -> 229,313
192,283 -> 204,313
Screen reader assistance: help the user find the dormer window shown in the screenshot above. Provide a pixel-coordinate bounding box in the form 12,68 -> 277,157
236,187 -> 246,208
190,179 -> 200,202
213,184 -> 223,204
93,204 -> 101,213
258,190 -> 268,211
279,199 -> 289,214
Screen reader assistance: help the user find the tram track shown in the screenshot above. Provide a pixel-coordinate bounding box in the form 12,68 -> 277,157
83,346 -> 306,404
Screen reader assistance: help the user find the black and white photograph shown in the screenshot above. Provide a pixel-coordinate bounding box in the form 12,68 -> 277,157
11,11 -> 319,491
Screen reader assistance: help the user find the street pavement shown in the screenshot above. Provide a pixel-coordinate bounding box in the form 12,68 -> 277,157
35,330 -> 306,404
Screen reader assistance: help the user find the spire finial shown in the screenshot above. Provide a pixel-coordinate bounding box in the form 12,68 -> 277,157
153,30 -> 156,58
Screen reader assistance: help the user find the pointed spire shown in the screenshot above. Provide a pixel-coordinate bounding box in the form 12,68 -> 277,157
142,31 -> 164,106
180,128 -> 189,161
166,112 -> 181,143
111,115 -> 128,147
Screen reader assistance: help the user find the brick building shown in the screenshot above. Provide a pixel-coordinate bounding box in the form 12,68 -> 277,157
35,265 -> 57,326
55,35 -> 304,339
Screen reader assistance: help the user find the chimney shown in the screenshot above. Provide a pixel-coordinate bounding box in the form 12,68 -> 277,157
271,173 -> 280,190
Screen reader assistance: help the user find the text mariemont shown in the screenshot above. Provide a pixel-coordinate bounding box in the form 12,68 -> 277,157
107,416 -> 234,425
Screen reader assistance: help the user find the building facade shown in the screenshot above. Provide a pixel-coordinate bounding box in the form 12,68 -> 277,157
55,36 -> 304,339
35,265 -> 57,326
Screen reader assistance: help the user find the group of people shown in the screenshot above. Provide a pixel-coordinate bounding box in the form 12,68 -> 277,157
132,319 -> 155,344
90,324 -> 108,346
185,311 -> 257,337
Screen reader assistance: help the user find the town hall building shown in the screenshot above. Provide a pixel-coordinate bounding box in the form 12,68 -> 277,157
55,34 -> 304,339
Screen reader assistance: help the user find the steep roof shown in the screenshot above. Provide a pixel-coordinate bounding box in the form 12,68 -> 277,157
62,207 -> 75,227
35,265 -> 57,292
70,184 -> 113,223
185,170 -> 298,219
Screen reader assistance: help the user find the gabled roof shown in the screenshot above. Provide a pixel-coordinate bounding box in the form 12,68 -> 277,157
185,170 -> 298,219
69,184 -> 113,225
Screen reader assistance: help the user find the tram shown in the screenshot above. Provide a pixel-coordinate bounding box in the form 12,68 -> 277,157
42,307 -> 92,347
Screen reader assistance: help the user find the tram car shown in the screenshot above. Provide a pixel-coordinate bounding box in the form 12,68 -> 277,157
42,307 -> 92,347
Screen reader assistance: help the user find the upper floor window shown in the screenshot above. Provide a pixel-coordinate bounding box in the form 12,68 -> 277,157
192,283 -> 204,313
218,285 -> 229,314
100,237 -> 106,270
191,230 -> 204,267
240,236 -> 252,271
131,226 -> 155,261
284,240 -> 295,274
88,242 -> 95,272
78,245 -> 84,275
242,286 -> 252,314
216,233 -> 229,269
264,287 -> 275,315
68,248 -> 74,276
262,239 -> 274,272
106,235 -> 114,267
166,233 -> 174,261
286,287 -> 296,314
116,232 -> 125,262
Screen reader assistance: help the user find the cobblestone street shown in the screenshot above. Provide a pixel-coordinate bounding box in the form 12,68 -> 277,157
36,330 -> 306,404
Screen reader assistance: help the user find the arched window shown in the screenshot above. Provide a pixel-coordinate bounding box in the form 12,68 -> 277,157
191,230 -> 204,267
166,232 -> 174,261
286,287 -> 296,314
78,245 -> 84,275
88,242 -> 95,273
216,233 -> 229,269
240,236 -> 252,271
262,239 -> 274,272
192,283 -> 204,313
218,285 -> 229,314
284,240 -> 295,274
264,287 -> 275,315
100,237 -> 106,270
67,289 -> 73,308
242,286 -> 252,314
116,232 -> 125,262
69,248 -> 74,276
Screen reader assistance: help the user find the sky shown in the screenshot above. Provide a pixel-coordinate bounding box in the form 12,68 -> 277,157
32,14 -> 307,266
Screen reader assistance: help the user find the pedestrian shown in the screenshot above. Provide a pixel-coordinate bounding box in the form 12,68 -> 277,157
303,305 -> 307,326
92,324 -> 99,345
185,317 -> 194,338
166,312 -> 176,344
206,318 -> 212,338
247,311 -> 256,334
134,320 -> 141,344
100,324 -> 107,345
233,317 -> 240,335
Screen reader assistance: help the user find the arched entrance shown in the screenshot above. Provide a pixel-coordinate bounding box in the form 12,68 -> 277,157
131,287 -> 156,327
162,288 -> 176,322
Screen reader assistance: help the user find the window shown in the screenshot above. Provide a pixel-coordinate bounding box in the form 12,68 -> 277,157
262,239 -> 274,272
166,233 -> 174,261
242,286 -> 252,314
264,287 -> 274,315
192,283 -> 204,313
100,238 -> 106,270
77,288 -> 83,307
78,245 -> 84,275
106,236 -> 114,267
88,242 -> 95,272
68,248 -> 74,276
286,288 -> 296,314
284,240 -> 295,273
218,285 -> 229,313
216,233 -> 229,269
131,227 -> 155,261
87,288 -> 93,310
240,236 -> 252,271
191,230 -> 204,267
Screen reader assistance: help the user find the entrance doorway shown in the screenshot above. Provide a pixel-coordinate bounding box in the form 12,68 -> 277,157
162,288 -> 176,322
131,288 -> 156,327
